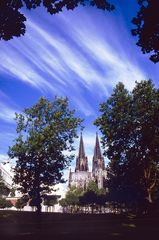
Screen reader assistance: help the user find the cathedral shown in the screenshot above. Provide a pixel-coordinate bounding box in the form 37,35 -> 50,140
68,133 -> 107,190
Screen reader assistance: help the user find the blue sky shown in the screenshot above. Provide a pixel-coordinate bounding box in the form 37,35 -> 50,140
0,2 -> 159,175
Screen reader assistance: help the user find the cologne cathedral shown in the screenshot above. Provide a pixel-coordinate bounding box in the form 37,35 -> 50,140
68,133 -> 107,190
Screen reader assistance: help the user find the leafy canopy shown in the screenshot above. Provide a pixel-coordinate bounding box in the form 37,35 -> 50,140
0,198 -> 13,209
95,80 -> 159,211
59,181 -> 106,211
8,96 -> 82,212
0,176 -> 10,197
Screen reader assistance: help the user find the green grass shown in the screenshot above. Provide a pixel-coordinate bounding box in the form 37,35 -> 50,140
0,211 -> 159,240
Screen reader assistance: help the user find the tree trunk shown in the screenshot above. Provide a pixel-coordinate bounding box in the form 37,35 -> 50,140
36,202 -> 42,214
147,189 -> 152,204
35,168 -> 42,215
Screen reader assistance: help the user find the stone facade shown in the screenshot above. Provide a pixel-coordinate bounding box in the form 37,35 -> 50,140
0,161 -> 13,189
69,133 -> 107,190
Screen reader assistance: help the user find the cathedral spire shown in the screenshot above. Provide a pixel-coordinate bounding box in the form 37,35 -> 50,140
92,133 -> 105,172
79,132 -> 85,159
94,132 -> 102,160
75,132 -> 88,172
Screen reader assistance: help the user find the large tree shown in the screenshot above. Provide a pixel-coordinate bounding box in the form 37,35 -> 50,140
131,80 -> 159,205
95,80 -> 159,212
59,186 -> 83,213
8,96 -> 82,213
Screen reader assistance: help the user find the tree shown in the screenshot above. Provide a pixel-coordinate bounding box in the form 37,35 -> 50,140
132,0 -> 159,63
43,194 -> 59,206
60,182 -> 106,213
79,181 -> 106,213
15,195 -> 29,210
0,0 -> 114,41
59,198 -> 68,213
0,198 -> 13,209
131,80 -> 159,205
0,176 -> 10,197
8,97 -> 82,213
87,180 -> 99,194
79,190 -> 97,213
95,82 -> 139,211
60,186 -> 83,212
95,80 -> 159,213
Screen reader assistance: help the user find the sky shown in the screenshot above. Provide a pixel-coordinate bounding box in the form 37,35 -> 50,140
0,1 -> 159,185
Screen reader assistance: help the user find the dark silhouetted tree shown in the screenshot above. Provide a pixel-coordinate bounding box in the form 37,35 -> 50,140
132,0 -> 159,63
132,80 -> 159,206
15,195 -> 29,210
0,176 -> 10,197
8,96 -> 82,213
1,1 -> 159,63
95,80 -> 159,213
79,181 -> 106,213
43,194 -> 59,206
0,0 -> 114,40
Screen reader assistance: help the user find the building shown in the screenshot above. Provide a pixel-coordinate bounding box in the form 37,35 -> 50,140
69,133 -> 107,190
0,161 -> 22,207
0,161 -> 13,189
0,161 -> 64,211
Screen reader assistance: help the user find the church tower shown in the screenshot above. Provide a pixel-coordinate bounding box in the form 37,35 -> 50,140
75,132 -> 88,172
92,133 -> 106,189
69,132 -> 91,189
92,133 -> 105,171
68,132 -> 107,190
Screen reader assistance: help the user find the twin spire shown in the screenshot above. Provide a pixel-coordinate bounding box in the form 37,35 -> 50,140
75,132 -> 88,172
75,132 -> 105,172
94,132 -> 102,160
78,132 -> 85,159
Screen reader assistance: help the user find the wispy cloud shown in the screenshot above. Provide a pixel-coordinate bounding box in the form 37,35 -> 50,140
64,10 -> 146,92
0,7 -> 147,117
0,154 -> 9,162
0,102 -> 17,123
0,91 -> 19,123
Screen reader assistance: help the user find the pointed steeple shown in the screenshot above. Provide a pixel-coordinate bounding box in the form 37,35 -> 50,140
75,132 -> 88,172
94,132 -> 102,160
79,132 -> 85,159
92,133 -> 105,172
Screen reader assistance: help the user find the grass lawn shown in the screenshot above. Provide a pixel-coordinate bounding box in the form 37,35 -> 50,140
0,211 -> 159,240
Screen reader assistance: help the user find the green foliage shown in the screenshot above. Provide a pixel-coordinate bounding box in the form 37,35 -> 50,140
59,198 -> 67,208
79,190 -> 97,206
87,180 -> 99,194
43,195 -> 59,206
8,96 -> 82,212
95,80 -> 159,212
0,176 -> 10,197
0,198 -> 13,208
59,183 -> 106,213
79,181 -> 106,211
59,186 -> 84,213
64,186 -> 83,206
15,195 -> 29,209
